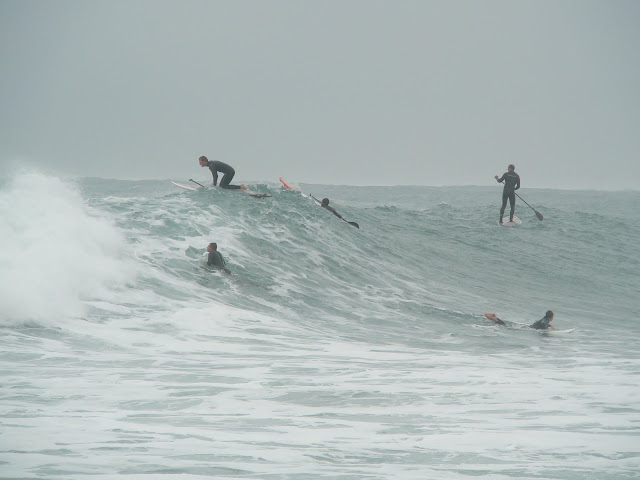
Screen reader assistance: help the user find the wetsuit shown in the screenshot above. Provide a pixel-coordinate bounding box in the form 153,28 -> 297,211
530,317 -> 551,330
206,160 -> 242,189
492,316 -> 507,326
323,205 -> 343,220
496,171 -> 520,221
207,251 -> 226,268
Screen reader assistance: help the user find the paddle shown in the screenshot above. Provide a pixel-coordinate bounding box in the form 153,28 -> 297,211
189,179 -> 205,188
515,192 -> 544,221
309,194 -> 360,229
499,181 -> 543,221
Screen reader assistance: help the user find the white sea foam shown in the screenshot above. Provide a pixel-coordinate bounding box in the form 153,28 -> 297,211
0,171 -> 135,324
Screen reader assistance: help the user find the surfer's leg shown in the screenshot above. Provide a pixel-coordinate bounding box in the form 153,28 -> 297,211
484,313 -> 506,326
219,172 -> 234,188
220,172 -> 244,189
500,191 -> 508,222
509,192 -> 516,221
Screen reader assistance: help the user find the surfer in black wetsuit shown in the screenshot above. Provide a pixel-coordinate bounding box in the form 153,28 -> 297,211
494,164 -> 520,224
530,310 -> 554,330
308,195 -> 360,228
207,243 -> 230,273
484,310 -> 555,330
320,198 -> 344,220
199,156 -> 247,190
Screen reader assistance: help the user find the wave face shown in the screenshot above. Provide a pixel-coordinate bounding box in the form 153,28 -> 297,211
1,172 -> 639,479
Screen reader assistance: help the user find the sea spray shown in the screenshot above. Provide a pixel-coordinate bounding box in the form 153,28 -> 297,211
0,172 -> 134,324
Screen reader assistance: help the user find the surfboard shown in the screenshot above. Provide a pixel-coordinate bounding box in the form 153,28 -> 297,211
547,328 -> 575,333
171,181 -> 271,197
498,216 -> 522,227
279,177 -> 293,190
279,177 -> 309,199
171,181 -> 203,191
280,177 -> 302,192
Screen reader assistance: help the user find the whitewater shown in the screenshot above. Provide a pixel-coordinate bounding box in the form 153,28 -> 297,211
1,171 -> 638,479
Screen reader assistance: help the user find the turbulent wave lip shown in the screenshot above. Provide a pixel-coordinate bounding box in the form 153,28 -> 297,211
1,173 -> 639,479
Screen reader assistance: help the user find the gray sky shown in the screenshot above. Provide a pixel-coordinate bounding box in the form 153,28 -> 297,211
1,0 -> 639,189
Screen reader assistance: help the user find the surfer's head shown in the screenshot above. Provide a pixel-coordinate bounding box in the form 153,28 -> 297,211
199,156 -> 209,166
207,242 -> 217,252
545,310 -> 554,321
321,198 -> 330,207
508,164 -> 515,172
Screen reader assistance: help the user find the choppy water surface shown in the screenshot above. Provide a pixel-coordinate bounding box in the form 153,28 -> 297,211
1,172 -> 639,479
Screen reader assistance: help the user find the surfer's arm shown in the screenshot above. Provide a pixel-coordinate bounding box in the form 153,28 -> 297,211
515,175 -> 520,190
328,207 -> 344,220
496,174 -> 505,183
209,165 -> 218,186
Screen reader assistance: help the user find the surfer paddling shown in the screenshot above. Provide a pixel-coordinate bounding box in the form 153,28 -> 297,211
484,310 -> 555,330
199,156 -> 247,190
207,242 -> 230,273
495,164 -> 520,224
309,195 -> 359,229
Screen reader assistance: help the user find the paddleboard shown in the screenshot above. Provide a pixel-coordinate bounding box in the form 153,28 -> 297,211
498,216 -> 522,227
172,180 -> 271,197
171,181 -> 203,191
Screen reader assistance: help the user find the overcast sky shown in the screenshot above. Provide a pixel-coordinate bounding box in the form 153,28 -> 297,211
1,0 -> 638,189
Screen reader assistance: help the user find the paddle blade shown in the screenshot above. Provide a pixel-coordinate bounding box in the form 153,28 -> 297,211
535,211 -> 544,221
348,221 -> 360,229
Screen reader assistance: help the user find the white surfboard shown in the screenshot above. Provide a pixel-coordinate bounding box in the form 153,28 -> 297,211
498,216 -> 522,227
172,181 -> 271,197
547,328 -> 575,333
171,181 -> 204,191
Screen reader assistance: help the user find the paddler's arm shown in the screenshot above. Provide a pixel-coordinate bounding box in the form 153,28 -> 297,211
515,174 -> 521,190
495,174 -> 505,183
327,206 -> 344,220
209,165 -> 218,186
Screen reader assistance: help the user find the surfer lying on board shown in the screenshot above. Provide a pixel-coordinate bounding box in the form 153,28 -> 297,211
495,164 -> 520,224
309,195 -> 360,228
320,198 -> 343,220
207,242 -> 230,273
199,156 -> 247,190
484,310 -> 555,330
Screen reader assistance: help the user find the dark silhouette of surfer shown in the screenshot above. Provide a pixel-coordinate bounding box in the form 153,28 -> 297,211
207,243 -> 230,273
484,310 -> 555,330
309,195 -> 359,229
199,156 -> 247,190
494,164 -> 520,224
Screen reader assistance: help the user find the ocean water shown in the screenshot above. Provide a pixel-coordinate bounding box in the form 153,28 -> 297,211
1,171 -> 639,479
